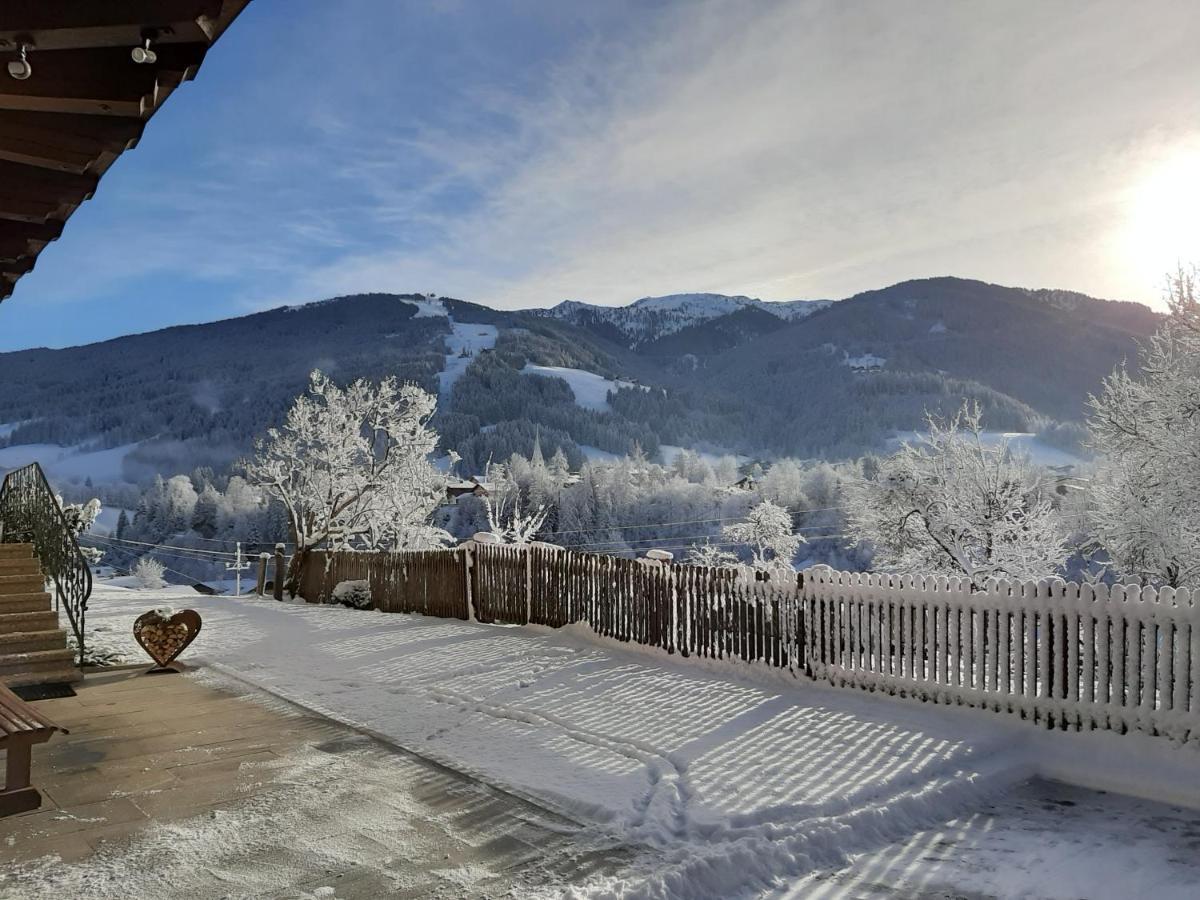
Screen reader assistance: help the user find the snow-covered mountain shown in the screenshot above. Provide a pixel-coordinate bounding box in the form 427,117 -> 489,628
544,293 -> 830,347
0,278 -> 1162,487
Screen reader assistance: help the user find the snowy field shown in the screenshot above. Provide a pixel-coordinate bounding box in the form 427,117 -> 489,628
77,584 -> 1200,898
0,441 -> 138,485
659,444 -> 751,468
579,444 -> 622,463
521,365 -> 645,412
889,430 -> 1084,469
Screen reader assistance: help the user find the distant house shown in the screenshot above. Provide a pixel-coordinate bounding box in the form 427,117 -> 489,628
445,477 -> 494,502
732,474 -> 757,491
842,352 -> 887,372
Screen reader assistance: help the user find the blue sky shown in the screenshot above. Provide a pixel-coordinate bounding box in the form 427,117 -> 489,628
4,0 -> 1200,351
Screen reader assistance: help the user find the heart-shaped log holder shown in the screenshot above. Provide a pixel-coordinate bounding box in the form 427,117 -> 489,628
133,609 -> 202,671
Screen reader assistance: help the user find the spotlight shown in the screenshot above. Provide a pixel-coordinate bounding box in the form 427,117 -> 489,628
131,38 -> 157,65
6,43 -> 32,81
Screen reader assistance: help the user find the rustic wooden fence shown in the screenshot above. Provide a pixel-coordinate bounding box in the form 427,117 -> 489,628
301,548 -> 468,619
296,544 -> 1200,745
804,569 -> 1200,741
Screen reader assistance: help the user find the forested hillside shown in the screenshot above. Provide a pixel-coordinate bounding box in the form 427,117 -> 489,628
0,278 -> 1160,492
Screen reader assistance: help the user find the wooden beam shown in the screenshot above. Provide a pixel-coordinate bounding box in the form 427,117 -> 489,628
0,257 -> 36,278
0,220 -> 60,261
0,160 -> 97,204
0,2 -> 224,47
0,220 -> 62,244
0,161 -> 93,225
0,43 -> 209,117
0,114 -> 138,192
0,245 -> 37,264
0,111 -> 146,153
0,193 -> 76,224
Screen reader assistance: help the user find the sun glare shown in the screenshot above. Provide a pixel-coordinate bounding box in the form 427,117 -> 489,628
1123,144 -> 1200,295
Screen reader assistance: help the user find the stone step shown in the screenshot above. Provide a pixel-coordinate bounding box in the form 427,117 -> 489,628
0,544 -> 34,559
0,648 -> 76,679
0,592 -> 54,614
0,666 -> 82,688
0,610 -> 59,634
0,629 -> 69,655
0,558 -> 41,576
0,574 -> 46,596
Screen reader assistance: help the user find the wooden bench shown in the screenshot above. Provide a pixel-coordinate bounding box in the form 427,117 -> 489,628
0,683 -> 67,816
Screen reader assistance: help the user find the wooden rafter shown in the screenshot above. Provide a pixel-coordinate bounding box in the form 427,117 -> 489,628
0,0 -> 252,303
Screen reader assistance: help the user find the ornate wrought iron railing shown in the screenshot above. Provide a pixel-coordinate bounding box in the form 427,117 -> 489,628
0,462 -> 92,668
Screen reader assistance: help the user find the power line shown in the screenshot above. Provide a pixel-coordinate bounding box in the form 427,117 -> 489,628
563,526 -> 845,550
82,534 -> 214,585
87,534 -> 242,558
81,534 -> 237,568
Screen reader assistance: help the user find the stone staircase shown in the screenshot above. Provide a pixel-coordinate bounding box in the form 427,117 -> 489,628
0,543 -> 80,687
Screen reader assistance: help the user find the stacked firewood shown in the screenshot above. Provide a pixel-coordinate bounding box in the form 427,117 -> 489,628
135,616 -> 189,661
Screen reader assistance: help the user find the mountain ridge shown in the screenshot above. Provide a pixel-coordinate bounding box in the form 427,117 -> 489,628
0,278 -> 1162,487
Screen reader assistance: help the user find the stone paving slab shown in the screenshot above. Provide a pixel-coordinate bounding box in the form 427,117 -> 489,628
0,666 -> 629,899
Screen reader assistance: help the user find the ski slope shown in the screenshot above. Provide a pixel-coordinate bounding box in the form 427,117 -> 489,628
521,364 -> 644,412
438,320 -> 499,400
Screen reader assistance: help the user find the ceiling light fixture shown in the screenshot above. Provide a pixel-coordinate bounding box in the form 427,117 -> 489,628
6,42 -> 32,80
131,36 -> 158,65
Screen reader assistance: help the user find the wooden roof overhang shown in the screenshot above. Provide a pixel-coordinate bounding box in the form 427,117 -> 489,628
0,1 -> 252,303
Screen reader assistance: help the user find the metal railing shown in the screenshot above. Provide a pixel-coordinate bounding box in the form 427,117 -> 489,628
0,462 -> 93,667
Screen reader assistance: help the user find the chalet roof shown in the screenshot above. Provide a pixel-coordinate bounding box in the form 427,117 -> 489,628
0,1 -> 252,303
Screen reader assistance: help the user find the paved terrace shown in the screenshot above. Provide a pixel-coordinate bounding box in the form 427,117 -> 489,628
0,667 -> 625,899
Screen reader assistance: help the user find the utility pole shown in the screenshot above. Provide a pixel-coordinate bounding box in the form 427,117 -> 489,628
225,541 -> 251,596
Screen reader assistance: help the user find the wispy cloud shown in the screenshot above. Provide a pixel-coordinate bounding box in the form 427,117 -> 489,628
7,0 -> 1200,350
290,0 -> 1200,310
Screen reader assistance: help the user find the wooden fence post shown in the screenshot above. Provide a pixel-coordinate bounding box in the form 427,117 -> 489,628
273,543 -> 286,601
255,552 -> 269,597
461,540 -> 477,622
525,544 -> 533,625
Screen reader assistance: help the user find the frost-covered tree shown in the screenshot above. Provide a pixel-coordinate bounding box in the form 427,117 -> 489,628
244,370 -> 448,594
686,540 -> 738,568
846,402 -> 1068,581
191,485 -> 220,539
59,496 -> 102,564
722,499 -> 804,573
548,447 -> 571,479
483,463 -> 549,544
132,556 -> 166,590
1089,267 -> 1200,587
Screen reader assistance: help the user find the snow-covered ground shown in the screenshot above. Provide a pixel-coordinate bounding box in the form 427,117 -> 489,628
579,444 -> 622,463
438,319 -> 499,399
521,365 -> 645,412
80,584 -> 1200,898
889,430 -> 1084,469
0,441 -> 139,484
89,506 -> 132,537
659,445 -> 751,468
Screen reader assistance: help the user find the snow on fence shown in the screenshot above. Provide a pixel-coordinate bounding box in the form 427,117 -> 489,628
804,569 -> 1200,743
296,545 -> 1200,745
301,549 -> 468,619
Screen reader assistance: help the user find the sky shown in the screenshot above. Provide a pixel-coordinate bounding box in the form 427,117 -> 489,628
4,0 -> 1200,351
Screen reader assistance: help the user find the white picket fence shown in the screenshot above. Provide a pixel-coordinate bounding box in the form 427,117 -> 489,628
802,569 -> 1200,745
